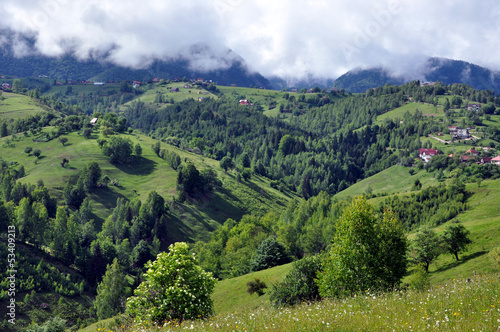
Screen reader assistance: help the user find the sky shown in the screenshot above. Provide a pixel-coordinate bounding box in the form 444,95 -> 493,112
2,0 -> 500,79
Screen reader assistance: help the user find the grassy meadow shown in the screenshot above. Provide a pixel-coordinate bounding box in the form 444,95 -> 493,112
0,91 -> 50,119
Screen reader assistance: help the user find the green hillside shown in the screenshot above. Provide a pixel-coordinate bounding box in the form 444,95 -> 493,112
0,129 -> 293,242
0,92 -> 51,119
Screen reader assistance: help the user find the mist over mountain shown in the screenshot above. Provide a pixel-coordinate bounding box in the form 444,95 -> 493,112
0,30 -> 271,88
332,57 -> 500,93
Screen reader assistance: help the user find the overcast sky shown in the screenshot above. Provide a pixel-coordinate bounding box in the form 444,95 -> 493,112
2,0 -> 500,79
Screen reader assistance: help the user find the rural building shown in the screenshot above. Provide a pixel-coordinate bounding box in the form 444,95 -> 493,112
461,155 -> 476,162
133,81 -> 141,88
239,100 -> 249,105
152,77 -> 160,82
492,156 -> 500,165
184,84 -> 192,89
465,148 -> 479,155
419,148 -> 438,163
90,118 -> 98,125
451,128 -> 469,139
467,103 -> 481,111
171,87 -> 179,92
94,82 -> 105,86
480,157 -> 492,164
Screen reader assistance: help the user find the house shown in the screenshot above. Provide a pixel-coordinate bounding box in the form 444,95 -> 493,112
419,148 -> 438,163
171,87 -> 179,92
448,126 -> 457,133
90,118 -> 98,125
197,78 -> 203,83
465,148 -> 479,156
231,84 -> 237,87
291,89 -> 298,93
461,155 -> 476,162
198,97 -> 203,102
94,82 -> 105,86
420,81 -> 436,87
451,128 -> 469,139
1,83 -> 11,89
133,81 -> 141,88
492,156 -> 500,165
184,84 -> 192,89
239,100 -> 249,105
467,103 -> 481,111
480,157 -> 492,164
152,77 -> 160,82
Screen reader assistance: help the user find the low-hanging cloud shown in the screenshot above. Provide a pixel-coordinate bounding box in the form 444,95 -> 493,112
1,0 -> 500,79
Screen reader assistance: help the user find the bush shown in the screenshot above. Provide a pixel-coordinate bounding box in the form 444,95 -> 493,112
270,255 -> 323,307
247,278 -> 267,296
406,266 -> 430,291
126,242 -> 216,324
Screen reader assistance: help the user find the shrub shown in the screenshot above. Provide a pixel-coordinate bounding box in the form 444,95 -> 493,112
270,255 -> 323,307
126,242 -> 216,324
247,278 -> 267,296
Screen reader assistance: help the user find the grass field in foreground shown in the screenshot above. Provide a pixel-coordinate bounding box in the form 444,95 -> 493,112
85,273 -> 500,332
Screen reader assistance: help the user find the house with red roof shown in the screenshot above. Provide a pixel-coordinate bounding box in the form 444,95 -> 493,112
492,156 -> 500,166
419,148 -> 438,163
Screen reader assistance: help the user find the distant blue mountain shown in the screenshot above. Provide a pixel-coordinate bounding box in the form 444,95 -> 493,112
332,57 -> 500,93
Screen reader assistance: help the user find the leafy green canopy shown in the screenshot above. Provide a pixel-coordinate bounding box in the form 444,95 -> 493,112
317,196 -> 408,298
126,242 -> 216,324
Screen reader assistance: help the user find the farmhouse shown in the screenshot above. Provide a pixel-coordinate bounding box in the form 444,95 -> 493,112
239,100 -> 249,105
465,148 -> 479,156
451,128 -> 469,139
184,84 -> 192,89
419,148 -> 438,163
467,103 -> 481,111
133,81 -> 141,88
492,156 -> 500,165
171,87 -> 179,92
90,118 -> 98,125
1,83 -> 11,89
152,77 -> 160,82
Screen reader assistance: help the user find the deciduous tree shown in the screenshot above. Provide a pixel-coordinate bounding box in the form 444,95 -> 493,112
317,196 -> 408,298
126,242 -> 216,324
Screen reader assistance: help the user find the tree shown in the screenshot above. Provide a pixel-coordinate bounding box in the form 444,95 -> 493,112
12,79 -> 24,93
102,136 -> 133,163
82,128 -> 92,139
317,197 -> 408,298
178,163 -> 201,196
250,236 -> 290,271
442,223 -> 472,261
33,149 -> 41,158
241,168 -> 252,181
59,137 -> 68,146
410,226 -> 442,272
94,258 -> 128,320
126,242 -> 216,324
134,143 -> 142,158
152,141 -> 161,156
82,161 -> 102,191
219,156 -> 233,172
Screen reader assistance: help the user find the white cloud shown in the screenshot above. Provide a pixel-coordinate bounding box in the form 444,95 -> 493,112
1,0 -> 500,79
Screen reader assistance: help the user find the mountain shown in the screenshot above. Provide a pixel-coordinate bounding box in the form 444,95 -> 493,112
0,31 -> 271,88
332,57 -> 500,93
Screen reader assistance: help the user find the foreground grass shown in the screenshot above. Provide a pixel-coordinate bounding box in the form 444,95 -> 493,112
85,274 -> 500,331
